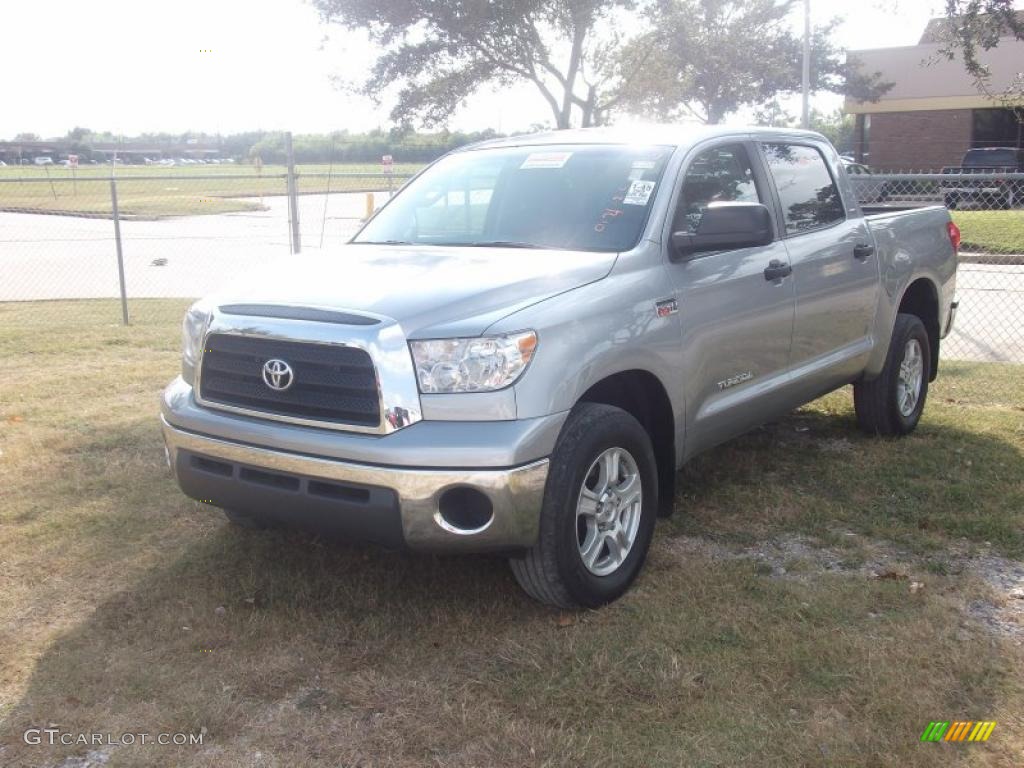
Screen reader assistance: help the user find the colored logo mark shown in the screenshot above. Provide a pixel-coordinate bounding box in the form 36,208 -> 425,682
920,721 -> 996,742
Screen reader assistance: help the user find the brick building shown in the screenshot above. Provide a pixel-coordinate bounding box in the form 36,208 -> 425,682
846,17 -> 1024,170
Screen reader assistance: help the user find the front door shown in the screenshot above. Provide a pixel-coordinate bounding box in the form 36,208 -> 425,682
665,141 -> 796,458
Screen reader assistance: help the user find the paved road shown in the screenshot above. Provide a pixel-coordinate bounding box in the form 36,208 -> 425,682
0,193 -> 377,302
1,198 -> 1020,363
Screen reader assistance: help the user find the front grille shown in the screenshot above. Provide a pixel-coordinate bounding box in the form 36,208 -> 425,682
198,334 -> 380,427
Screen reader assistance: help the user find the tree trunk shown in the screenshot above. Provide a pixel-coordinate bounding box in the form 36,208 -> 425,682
580,85 -> 597,127
559,23 -> 586,128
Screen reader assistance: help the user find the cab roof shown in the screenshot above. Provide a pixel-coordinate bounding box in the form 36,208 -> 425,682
457,124 -> 829,152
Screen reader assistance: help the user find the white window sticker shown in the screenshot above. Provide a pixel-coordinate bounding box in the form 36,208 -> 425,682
520,151 -> 572,170
623,179 -> 656,206
631,160 -> 657,170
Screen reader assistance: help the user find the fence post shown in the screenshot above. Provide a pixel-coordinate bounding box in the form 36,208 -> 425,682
285,132 -> 301,254
109,179 -> 130,326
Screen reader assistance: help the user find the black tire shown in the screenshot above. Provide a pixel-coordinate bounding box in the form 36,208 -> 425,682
509,403 -> 658,609
854,313 -> 931,437
222,508 -> 270,529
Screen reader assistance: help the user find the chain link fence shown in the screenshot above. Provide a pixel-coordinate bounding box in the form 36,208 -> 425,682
0,168 -> 410,324
1,165 -> 1021,362
845,169 -> 1024,362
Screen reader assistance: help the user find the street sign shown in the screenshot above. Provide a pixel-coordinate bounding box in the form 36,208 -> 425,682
381,154 -> 393,173
68,154 -> 79,169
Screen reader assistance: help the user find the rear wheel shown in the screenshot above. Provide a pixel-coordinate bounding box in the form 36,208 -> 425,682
510,403 -> 658,608
854,313 -> 930,436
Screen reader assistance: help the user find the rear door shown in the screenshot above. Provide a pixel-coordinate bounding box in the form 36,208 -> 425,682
759,142 -> 879,385
665,140 -> 796,456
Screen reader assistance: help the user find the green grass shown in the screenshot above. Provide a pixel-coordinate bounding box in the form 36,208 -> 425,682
0,163 -> 422,219
952,210 -> 1024,255
676,361 -> 1024,557
0,299 -> 1022,767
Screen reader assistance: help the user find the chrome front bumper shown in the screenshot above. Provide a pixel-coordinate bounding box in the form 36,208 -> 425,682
161,415 -> 549,553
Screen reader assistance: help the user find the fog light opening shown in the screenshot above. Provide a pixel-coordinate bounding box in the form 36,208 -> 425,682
435,487 -> 494,535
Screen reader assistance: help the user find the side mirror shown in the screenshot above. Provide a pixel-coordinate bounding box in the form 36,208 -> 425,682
671,202 -> 774,260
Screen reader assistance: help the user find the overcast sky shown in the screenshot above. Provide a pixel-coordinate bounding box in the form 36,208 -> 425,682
1,0 -> 963,140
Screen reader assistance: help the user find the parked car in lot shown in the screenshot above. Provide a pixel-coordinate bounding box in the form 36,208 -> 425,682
941,147 -> 1024,209
162,126 -> 959,607
841,158 -> 891,203
33,156 -> 54,166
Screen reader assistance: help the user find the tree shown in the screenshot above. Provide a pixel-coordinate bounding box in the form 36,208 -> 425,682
65,126 -> 92,142
14,132 -> 40,142
752,106 -> 855,152
936,1 -> 1023,111
312,0 -> 639,128
809,109 -> 855,153
613,0 -> 891,124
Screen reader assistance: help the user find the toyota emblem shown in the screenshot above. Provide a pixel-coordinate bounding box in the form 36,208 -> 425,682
261,358 -> 294,391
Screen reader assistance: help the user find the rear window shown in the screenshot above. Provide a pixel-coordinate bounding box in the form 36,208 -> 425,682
964,149 -> 1018,167
762,143 -> 845,235
355,144 -> 672,253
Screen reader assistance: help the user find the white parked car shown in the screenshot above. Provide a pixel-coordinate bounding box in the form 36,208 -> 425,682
34,157 -> 54,166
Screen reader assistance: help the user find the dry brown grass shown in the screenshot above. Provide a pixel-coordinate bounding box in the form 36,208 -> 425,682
1,300 -> 1022,767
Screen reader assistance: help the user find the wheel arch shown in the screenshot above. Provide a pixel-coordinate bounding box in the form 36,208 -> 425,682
896,277 -> 941,381
576,369 -> 677,518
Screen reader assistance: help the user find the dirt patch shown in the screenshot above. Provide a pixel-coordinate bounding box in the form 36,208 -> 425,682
668,532 -> 1024,642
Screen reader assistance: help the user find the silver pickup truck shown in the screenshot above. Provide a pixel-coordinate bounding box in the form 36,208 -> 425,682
161,126 -> 959,608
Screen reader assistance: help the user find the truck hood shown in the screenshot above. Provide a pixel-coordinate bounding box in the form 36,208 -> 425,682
211,244 -> 616,338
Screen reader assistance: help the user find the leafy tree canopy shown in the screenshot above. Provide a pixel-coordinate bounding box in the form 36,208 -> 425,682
314,0 -> 891,128
312,0 -> 637,128
613,0 -> 891,124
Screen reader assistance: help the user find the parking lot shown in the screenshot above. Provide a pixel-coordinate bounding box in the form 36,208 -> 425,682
0,193 -> 377,301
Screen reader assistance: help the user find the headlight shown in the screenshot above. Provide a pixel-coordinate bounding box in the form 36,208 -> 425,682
410,331 -> 538,393
181,300 -> 212,384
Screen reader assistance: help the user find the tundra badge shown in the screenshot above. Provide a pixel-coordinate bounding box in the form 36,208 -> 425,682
717,371 -> 754,390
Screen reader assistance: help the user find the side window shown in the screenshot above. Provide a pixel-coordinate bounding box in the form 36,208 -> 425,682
673,144 -> 762,234
762,143 -> 844,234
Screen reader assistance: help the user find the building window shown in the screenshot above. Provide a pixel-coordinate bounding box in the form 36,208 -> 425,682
972,108 -> 1023,149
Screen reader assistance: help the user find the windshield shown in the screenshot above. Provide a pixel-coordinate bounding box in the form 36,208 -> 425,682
355,144 -> 672,252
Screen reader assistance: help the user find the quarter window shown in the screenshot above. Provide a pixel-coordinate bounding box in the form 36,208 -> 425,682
762,144 -> 844,234
673,144 -> 762,234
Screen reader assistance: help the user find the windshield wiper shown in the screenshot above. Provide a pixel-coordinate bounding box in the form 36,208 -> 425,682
357,239 -> 412,245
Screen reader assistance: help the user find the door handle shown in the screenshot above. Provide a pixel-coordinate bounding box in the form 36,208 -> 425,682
763,259 -> 792,281
853,243 -> 875,260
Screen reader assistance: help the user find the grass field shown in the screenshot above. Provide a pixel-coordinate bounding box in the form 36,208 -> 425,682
0,164 -> 422,219
952,210 -> 1024,256
0,300 -> 1022,767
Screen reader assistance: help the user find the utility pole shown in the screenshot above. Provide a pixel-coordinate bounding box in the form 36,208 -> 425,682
801,0 -> 811,129
285,132 -> 302,254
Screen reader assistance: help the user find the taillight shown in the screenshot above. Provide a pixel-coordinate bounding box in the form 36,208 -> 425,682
947,221 -> 961,252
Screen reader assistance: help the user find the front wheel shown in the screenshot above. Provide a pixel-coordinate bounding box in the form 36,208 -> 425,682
510,403 -> 658,608
854,313 -> 930,436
